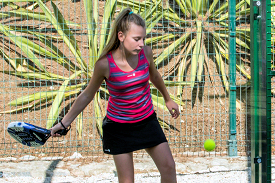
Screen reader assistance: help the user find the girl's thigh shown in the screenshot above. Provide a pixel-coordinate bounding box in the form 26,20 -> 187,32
113,152 -> 134,182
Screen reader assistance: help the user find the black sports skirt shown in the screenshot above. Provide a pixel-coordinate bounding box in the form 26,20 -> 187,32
102,112 -> 167,155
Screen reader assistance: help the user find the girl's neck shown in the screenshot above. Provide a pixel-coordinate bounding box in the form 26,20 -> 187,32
113,46 -> 135,63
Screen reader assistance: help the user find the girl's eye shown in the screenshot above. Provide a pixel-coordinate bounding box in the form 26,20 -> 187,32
134,38 -> 145,42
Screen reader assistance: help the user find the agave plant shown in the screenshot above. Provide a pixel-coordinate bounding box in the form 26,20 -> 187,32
0,0 -> 88,134
123,0 -> 251,98
1,0 -> 183,137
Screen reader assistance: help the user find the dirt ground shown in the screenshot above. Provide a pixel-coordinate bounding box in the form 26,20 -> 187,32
0,0 -> 258,160
0,155 -> 253,183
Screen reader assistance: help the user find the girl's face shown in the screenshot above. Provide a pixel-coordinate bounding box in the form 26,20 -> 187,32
118,23 -> 146,55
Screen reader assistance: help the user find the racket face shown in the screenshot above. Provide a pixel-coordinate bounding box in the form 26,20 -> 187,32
7,122 -> 51,147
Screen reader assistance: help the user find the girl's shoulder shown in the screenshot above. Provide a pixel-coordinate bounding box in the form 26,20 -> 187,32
143,45 -> 153,56
95,56 -> 109,78
143,46 -> 153,65
96,56 -> 109,68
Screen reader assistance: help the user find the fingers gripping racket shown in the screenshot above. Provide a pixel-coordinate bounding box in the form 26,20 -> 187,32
7,121 -> 70,147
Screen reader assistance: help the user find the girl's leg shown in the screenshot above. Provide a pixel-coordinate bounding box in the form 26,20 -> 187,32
145,142 -> 177,183
113,152 -> 134,183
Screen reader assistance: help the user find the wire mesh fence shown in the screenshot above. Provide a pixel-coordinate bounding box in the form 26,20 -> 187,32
0,0 -> 252,160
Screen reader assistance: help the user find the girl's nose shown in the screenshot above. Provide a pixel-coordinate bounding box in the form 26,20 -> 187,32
139,40 -> 144,47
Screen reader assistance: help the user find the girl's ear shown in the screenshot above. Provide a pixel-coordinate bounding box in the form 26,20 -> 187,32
118,31 -> 125,42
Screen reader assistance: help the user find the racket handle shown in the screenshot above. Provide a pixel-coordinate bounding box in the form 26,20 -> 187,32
54,125 -> 71,136
53,119 -> 71,136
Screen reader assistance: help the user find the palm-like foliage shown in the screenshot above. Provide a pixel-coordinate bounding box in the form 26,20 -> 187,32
1,1 -> 88,132
1,0 -> 183,137
147,0 -> 252,97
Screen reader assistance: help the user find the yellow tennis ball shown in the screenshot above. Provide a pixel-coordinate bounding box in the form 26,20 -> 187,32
204,139 -> 216,151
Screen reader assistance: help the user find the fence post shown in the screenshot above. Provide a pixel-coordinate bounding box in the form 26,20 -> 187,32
250,0 -> 261,182
250,0 -> 272,182
228,0 -> 237,157
266,0 -> 272,181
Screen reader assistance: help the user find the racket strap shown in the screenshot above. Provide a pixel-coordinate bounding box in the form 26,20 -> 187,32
60,121 -> 67,129
56,120 -> 71,136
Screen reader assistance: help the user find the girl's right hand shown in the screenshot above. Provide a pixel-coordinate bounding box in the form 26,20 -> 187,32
50,123 -> 64,137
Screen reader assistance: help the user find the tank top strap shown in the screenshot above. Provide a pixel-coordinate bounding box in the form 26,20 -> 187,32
138,49 -> 148,65
106,52 -> 117,73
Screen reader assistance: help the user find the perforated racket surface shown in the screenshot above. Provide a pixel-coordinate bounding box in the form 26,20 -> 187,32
7,121 -> 69,147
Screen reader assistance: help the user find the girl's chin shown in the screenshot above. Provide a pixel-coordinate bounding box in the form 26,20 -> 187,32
128,51 -> 139,55
133,50 -> 141,54
123,49 -> 140,55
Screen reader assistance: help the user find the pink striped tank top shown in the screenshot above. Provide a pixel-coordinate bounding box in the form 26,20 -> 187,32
105,49 -> 154,123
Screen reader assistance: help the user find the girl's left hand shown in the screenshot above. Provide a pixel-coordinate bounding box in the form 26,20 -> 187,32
166,99 -> 180,119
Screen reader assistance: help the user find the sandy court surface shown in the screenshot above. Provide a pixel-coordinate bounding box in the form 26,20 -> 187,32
0,155 -> 253,183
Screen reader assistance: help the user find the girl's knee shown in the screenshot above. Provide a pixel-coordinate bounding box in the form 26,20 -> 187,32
161,159 -> 176,174
168,160 -> 176,172
159,160 -> 177,183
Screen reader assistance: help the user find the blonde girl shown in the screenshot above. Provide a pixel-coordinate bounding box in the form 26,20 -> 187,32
51,8 -> 179,183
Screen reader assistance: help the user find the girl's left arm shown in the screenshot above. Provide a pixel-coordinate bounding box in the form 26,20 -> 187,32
144,46 -> 180,119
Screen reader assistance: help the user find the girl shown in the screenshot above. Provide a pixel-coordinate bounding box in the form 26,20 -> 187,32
51,8 -> 179,183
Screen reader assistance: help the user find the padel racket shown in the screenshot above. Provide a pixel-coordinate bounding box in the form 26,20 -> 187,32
7,121 -> 70,147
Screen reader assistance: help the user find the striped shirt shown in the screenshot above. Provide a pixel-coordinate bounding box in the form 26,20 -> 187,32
105,49 -> 154,123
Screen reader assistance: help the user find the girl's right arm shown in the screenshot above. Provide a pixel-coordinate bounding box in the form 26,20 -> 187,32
51,58 -> 109,136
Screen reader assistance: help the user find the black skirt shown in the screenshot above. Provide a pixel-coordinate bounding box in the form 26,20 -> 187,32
102,112 -> 167,155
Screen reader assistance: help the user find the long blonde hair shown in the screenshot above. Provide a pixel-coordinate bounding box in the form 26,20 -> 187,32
98,8 -> 145,60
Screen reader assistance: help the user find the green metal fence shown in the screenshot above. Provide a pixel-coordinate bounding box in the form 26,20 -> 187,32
0,0 -> 252,160
250,0 -> 274,182
267,0 -> 274,182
